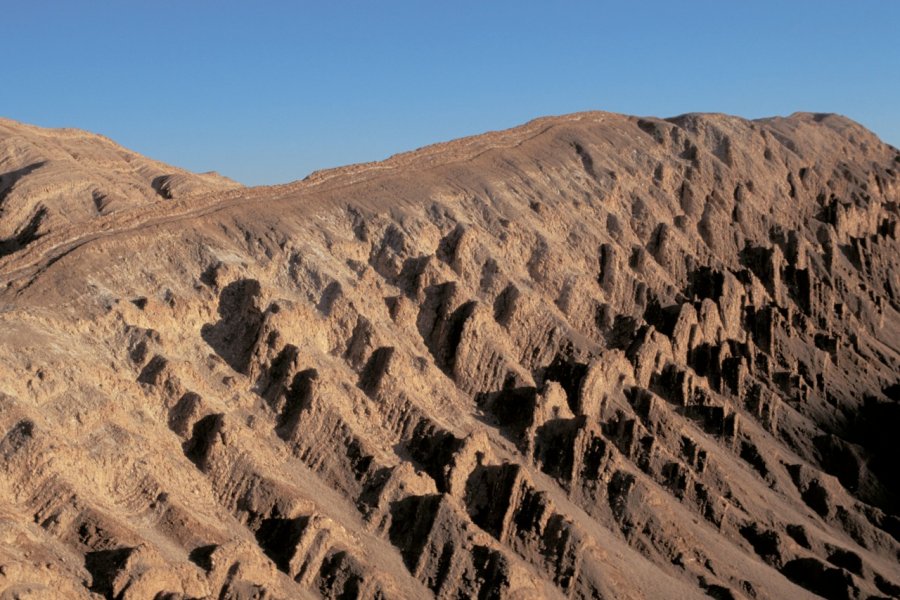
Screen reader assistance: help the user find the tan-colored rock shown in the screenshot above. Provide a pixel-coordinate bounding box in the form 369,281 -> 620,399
0,118 -> 240,253
1,111 -> 899,599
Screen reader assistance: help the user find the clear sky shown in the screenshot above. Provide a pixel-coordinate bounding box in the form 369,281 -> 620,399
3,1 -> 898,185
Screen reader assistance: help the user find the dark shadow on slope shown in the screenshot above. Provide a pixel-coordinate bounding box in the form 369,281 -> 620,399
0,162 -> 49,258
255,516 -> 308,572
151,174 -> 175,199
416,282 -> 477,376
200,279 -> 264,373
84,547 -> 134,598
0,206 -> 47,258
187,544 -> 217,572
0,161 -> 45,205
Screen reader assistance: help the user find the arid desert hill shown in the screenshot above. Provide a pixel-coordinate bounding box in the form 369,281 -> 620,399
0,111 -> 898,599
0,117 -> 240,257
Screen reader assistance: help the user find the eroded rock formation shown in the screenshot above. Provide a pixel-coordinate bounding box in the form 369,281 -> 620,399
0,111 -> 898,599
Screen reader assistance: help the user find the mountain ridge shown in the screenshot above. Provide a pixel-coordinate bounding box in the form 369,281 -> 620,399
0,110 -> 898,599
0,110 -> 888,297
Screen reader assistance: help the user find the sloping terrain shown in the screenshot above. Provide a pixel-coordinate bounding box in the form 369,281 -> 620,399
0,111 -> 898,599
0,118 -> 240,257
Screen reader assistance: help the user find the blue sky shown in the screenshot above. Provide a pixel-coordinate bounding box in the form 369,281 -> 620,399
3,1 -> 898,185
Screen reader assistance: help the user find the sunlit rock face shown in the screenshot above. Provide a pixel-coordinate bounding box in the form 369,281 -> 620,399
1,111 -> 899,599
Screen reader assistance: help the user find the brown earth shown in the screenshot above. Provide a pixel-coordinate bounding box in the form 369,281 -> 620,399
0,111 -> 898,599
0,117 -> 240,257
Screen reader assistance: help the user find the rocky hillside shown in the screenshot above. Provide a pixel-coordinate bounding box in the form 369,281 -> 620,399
0,118 -> 240,257
0,111 -> 898,599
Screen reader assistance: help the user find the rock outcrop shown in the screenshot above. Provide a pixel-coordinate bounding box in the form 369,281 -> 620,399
0,111 -> 898,599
